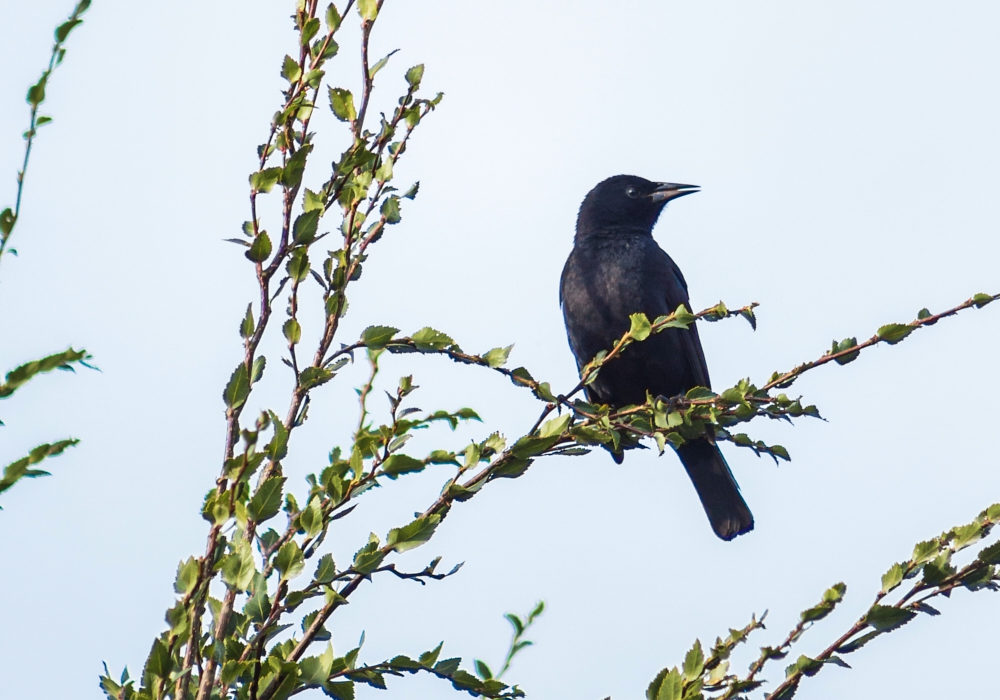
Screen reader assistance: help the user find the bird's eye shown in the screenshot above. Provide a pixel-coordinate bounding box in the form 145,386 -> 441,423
625,186 -> 640,199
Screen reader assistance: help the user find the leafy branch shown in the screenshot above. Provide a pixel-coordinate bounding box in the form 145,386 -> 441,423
643,502 -> 1000,700
0,0 -> 92,274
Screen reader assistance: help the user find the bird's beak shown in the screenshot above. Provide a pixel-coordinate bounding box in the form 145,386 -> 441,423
649,182 -> 700,203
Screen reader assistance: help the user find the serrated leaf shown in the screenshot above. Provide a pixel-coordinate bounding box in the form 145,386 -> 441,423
864,604 -> 916,632
293,209 -> 321,245
357,0 -> 378,20
483,345 -> 513,368
387,514 -> 441,553
411,327 -> 453,351
657,668 -> 683,700
274,541 -> 305,580
315,553 -> 337,584
250,167 -> 283,193
223,364 -> 250,410
381,454 -> 425,479
282,55 -> 302,83
380,196 -> 401,224
881,562 -> 904,594
539,413 -> 572,439
682,639 -> 704,682
246,232 -> 272,262
912,539 -> 940,565
329,87 -> 356,122
247,477 -> 285,523
877,323 -> 914,345
405,64 -> 425,87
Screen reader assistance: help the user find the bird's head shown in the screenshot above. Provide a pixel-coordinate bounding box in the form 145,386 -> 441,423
576,174 -> 699,237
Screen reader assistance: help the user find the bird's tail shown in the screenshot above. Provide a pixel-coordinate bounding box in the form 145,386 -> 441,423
677,438 -> 754,541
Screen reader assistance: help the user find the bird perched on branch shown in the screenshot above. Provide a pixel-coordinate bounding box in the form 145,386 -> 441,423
559,175 -> 753,540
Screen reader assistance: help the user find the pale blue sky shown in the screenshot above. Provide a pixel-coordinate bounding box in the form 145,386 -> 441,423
2,1 -> 999,698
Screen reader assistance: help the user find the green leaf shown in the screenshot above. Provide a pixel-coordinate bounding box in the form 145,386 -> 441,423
240,305 -> 255,339
144,638 -> 173,681
26,76 -> 47,106
877,323 -> 914,345
835,630 -> 880,655
381,454 -> 425,479
221,539 -> 256,590
300,17 -> 321,46
387,514 -> 441,553
293,209 -> 321,245
223,364 -> 250,410
352,541 -> 385,574
300,644 -> 335,685
881,562 -> 904,594
55,18 -> 83,43
912,539 -> 940,565
328,88 -> 357,122
173,557 -> 199,595
864,604 -> 916,632
282,55 -> 302,83
405,64 -> 425,88
474,659 -> 492,680
299,496 -> 323,537
274,540 -> 306,580
281,145 -> 313,188
250,167 -> 283,193
325,3 -> 342,30
411,327 -> 453,351
265,414 -> 289,460
656,668 -> 683,700
357,0 -> 378,20
251,356 -> 266,385
246,232 -> 272,262
629,313 -> 652,341
973,292 -> 995,308
286,249 -> 311,284
976,540 -> 1000,565
244,589 -> 270,623
299,366 -> 334,390
283,318 -> 302,345
368,50 -> 399,80
361,325 -> 398,349
539,413 -> 572,439
315,553 -> 337,584
247,476 -> 286,523
682,639 -> 704,682
0,208 -> 15,236
483,345 -> 513,368
380,196 -> 401,224
304,188 -> 326,212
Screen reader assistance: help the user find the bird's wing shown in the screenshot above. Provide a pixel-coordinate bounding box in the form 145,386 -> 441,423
648,245 -> 712,390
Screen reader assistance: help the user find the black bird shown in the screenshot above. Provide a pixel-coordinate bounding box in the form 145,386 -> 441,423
560,174 -> 754,540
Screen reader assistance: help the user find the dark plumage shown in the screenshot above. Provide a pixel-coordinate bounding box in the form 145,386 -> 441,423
560,175 -> 754,540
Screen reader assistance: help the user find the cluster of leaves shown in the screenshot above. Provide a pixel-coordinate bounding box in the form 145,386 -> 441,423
645,502 -> 1000,700
1,2 -> 92,506
99,3 -> 521,699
